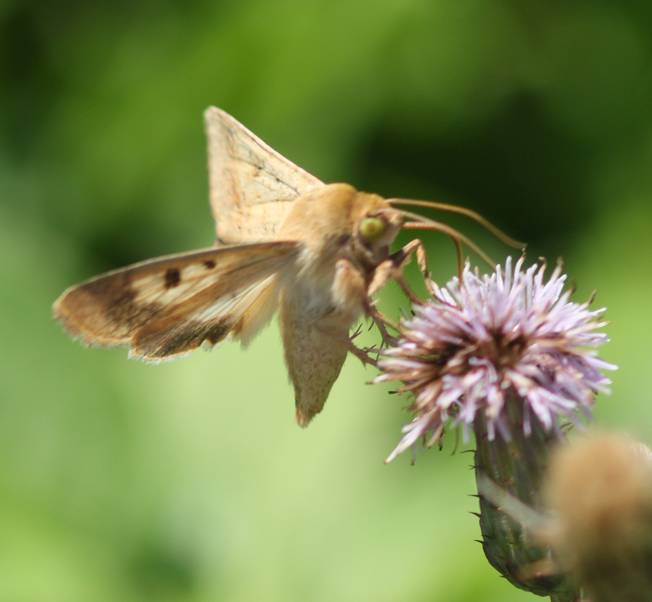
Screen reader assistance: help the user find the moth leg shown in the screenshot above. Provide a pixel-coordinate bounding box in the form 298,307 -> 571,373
345,330 -> 379,367
393,238 -> 432,301
369,238 -> 430,303
313,317 -> 378,367
395,238 -> 430,279
315,259 -> 379,367
362,298 -> 398,347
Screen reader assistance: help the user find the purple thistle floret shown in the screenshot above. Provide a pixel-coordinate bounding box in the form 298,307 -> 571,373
378,257 -> 617,462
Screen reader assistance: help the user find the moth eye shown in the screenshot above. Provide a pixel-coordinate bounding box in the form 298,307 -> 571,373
359,216 -> 386,241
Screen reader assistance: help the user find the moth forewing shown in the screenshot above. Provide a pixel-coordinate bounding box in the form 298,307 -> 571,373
53,242 -> 300,360
204,107 -> 323,244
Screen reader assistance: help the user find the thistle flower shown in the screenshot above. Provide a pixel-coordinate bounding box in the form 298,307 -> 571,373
377,258 -> 616,598
377,257 -> 616,462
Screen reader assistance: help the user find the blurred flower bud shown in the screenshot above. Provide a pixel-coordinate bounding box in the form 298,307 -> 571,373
544,433 -> 652,602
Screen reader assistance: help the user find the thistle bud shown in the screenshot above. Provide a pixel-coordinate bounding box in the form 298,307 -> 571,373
474,400 -> 570,596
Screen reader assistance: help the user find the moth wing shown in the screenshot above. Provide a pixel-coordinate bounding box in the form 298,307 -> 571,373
53,242 -> 299,361
205,107 -> 323,244
279,299 -> 349,427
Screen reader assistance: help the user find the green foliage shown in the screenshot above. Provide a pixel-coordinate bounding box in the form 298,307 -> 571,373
1,1 -> 651,600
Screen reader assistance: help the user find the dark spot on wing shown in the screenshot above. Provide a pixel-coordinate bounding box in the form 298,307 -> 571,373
203,260 -> 216,269
164,268 -> 181,289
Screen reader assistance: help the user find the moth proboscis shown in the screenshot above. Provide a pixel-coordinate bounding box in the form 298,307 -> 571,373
53,107 -> 522,426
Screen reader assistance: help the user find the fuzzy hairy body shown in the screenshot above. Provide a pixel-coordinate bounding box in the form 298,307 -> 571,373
276,184 -> 391,424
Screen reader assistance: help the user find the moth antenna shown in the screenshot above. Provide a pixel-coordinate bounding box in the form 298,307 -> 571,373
453,237 -> 463,280
403,220 -> 474,274
389,198 -> 525,249
401,209 -> 495,268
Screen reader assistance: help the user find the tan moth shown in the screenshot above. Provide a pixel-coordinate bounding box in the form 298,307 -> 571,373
54,107 -> 519,426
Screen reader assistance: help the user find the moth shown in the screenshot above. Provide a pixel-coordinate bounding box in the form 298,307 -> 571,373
54,107 -> 519,426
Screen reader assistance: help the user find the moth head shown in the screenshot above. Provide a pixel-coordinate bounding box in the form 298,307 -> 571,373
354,207 -> 404,264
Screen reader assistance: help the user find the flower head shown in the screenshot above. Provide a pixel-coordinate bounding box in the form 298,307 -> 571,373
378,257 -> 616,461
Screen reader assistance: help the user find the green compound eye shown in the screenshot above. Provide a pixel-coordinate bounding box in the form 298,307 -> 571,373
359,216 -> 386,241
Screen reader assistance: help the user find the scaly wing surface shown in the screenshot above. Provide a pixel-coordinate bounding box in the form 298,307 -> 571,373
280,296 -> 350,427
54,242 -> 299,361
205,107 -> 323,244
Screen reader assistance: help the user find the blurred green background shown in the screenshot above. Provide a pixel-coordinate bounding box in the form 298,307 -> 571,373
1,1 -> 651,601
